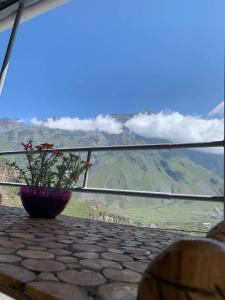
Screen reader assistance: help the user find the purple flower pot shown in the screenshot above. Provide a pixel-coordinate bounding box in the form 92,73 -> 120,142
20,186 -> 72,219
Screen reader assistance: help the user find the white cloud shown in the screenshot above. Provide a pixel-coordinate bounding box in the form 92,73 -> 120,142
30,110 -> 224,154
208,101 -> 224,117
125,112 -> 224,154
31,118 -> 42,126
31,115 -> 123,134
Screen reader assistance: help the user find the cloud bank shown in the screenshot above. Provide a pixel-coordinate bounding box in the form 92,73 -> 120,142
124,111 -> 223,154
30,102 -> 224,154
125,111 -> 223,145
31,115 -> 123,134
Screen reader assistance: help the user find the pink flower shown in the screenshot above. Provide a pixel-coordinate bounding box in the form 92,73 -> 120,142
22,142 -> 32,150
40,143 -> 54,149
53,150 -> 64,157
73,175 -> 80,182
84,161 -> 92,168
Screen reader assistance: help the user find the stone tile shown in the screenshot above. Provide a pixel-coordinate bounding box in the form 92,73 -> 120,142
122,247 -> 150,255
0,263 -> 36,286
57,239 -> 75,244
56,256 -> 78,263
103,268 -> 141,283
33,237 -> 56,242
27,246 -> 47,251
0,248 -> 15,254
40,242 -> 67,249
123,241 -> 142,246
66,263 -> 81,269
107,248 -> 124,254
22,259 -> 66,272
97,243 -> 120,248
17,250 -> 55,259
9,233 -> 34,239
0,255 -> 21,263
123,261 -> 149,273
72,243 -> 105,252
58,270 -> 106,286
26,281 -> 91,300
98,283 -> 137,300
0,241 -> 25,249
36,232 -> 54,237
69,230 -> 86,237
49,249 -> 73,256
131,254 -> 150,260
76,240 -> 96,245
39,272 -> 59,281
80,259 -> 123,270
74,252 -> 99,259
101,252 -> 133,262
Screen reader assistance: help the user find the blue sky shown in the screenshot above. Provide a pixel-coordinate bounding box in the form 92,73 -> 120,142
0,0 -> 225,120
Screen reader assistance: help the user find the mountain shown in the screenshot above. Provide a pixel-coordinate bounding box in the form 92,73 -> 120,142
0,116 -> 223,230
0,158 -> 21,207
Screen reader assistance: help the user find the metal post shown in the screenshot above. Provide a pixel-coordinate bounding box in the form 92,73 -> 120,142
223,45 -> 225,219
83,151 -> 92,188
0,1 -> 24,95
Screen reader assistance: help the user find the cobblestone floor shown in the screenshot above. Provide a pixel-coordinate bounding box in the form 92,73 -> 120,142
0,205 -> 188,300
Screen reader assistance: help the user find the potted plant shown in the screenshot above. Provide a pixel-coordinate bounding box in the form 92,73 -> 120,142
7,139 -> 92,219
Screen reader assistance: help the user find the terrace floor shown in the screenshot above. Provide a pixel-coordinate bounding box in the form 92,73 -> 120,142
0,205 -> 188,300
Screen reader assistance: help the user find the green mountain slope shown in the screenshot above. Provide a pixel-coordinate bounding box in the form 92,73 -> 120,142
87,151 -> 223,208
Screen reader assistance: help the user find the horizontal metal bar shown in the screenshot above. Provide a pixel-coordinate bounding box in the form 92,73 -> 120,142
0,140 -> 224,156
0,182 -> 223,202
158,228 -> 207,234
0,182 -> 26,187
72,187 -> 224,202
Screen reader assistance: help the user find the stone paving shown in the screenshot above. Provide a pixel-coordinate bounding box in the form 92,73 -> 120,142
0,205 -> 188,300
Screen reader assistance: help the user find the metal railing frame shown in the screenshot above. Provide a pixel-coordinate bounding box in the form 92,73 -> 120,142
0,140 -> 224,214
